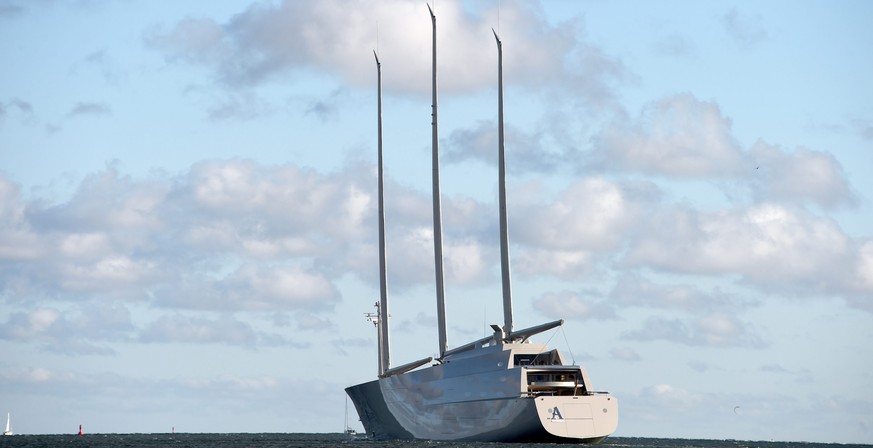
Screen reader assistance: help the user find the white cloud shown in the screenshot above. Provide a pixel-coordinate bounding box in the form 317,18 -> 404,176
3,152 -> 868,330
722,7 -> 768,49
611,273 -> 702,309
444,120 -> 564,174
30,164 -> 167,235
182,159 -> 371,243
515,178 -> 643,251
653,33 -> 697,59
0,180 -> 43,261
65,101 -> 111,118
150,16 -> 226,65
750,141 -> 855,208
1,158 -> 503,312
511,177 -> 654,279
610,273 -> 748,312
0,303 -> 302,352
151,263 -> 340,312
588,94 -> 857,211
58,232 -> 111,258
591,93 -> 747,177
532,290 -> 616,321
139,314 -> 259,347
380,226 -> 437,289
221,264 -> 339,310
145,0 -> 500,92
856,241 -> 873,287
622,313 -> 763,348
0,366 -> 69,385
11,308 -> 60,338
0,304 -> 133,355
759,363 -> 813,383
515,248 -> 595,280
694,313 -> 759,347
351,191 -> 500,290
60,255 -> 159,292
624,203 -> 870,299
444,238 -> 491,286
0,97 -> 34,123
0,162 -> 364,310
2,156 -> 864,360
145,0 -> 627,103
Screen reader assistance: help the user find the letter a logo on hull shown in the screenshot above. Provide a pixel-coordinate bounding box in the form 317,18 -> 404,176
548,407 -> 564,421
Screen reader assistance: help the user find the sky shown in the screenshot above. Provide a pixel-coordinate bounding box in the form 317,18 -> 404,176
1,0 -> 872,443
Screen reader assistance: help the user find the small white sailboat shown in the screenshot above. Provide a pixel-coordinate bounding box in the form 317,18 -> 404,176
344,396 -> 360,440
3,412 -> 12,436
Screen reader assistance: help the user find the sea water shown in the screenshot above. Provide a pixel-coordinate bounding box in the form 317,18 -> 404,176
0,434 -> 869,448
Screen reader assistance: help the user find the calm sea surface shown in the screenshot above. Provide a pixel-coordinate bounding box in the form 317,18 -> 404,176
0,434 -> 869,448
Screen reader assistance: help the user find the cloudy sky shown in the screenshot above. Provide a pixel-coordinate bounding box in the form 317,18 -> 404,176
1,0 -> 871,443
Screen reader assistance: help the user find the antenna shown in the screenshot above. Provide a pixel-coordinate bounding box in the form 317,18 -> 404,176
428,2 -> 448,360
365,302 -> 383,376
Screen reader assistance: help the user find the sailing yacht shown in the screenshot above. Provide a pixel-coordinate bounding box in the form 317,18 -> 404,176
344,396 -> 360,440
4,413 -> 12,436
345,5 -> 618,442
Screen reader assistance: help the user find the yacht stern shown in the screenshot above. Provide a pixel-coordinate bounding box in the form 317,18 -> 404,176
534,393 -> 618,443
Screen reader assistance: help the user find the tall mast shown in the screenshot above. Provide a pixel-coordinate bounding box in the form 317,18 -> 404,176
493,30 -> 514,338
374,51 -> 390,375
428,3 -> 448,359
